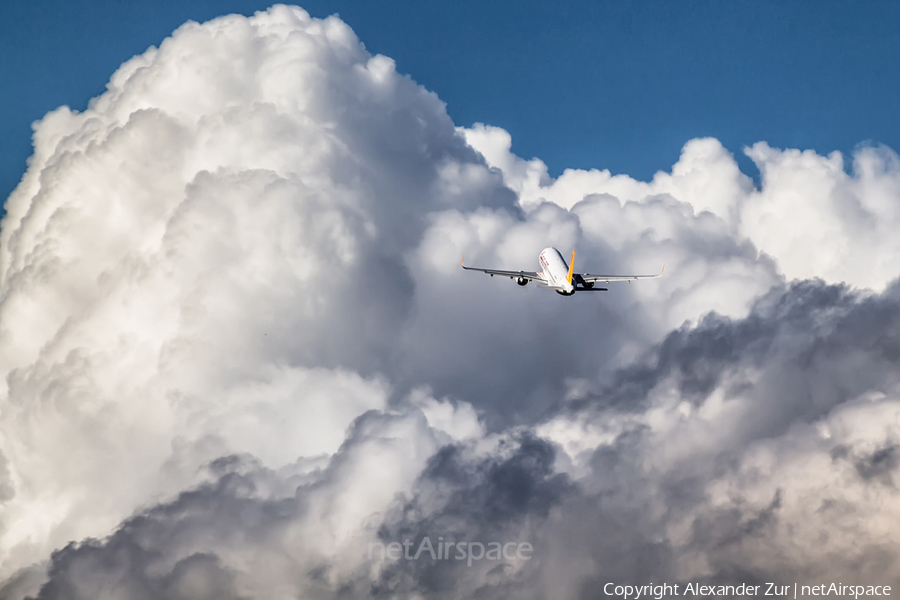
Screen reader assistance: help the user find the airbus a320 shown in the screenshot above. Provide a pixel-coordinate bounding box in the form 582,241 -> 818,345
461,247 -> 663,296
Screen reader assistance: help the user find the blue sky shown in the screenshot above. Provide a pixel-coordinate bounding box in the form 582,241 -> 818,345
2,0 -> 899,207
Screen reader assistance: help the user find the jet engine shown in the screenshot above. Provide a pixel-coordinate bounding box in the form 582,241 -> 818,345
516,276 -> 529,286
574,274 -> 594,289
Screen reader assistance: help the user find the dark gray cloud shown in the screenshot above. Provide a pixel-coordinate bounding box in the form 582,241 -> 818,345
537,279 -> 900,589
15,279 -> 900,599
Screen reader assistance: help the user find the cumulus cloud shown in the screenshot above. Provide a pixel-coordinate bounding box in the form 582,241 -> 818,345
536,280 -> 900,587
464,125 -> 900,291
2,4 -> 900,599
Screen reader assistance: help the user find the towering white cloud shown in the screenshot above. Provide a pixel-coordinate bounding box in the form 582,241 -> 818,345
0,4 -> 508,582
464,124 -> 900,292
2,5 -> 900,599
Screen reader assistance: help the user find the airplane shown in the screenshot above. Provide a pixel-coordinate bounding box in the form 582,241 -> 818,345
461,247 -> 663,296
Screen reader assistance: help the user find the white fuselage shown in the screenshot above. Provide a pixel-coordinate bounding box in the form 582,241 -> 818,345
538,247 -> 575,294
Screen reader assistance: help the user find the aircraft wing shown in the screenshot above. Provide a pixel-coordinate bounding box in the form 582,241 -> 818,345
461,258 -> 543,281
580,265 -> 664,283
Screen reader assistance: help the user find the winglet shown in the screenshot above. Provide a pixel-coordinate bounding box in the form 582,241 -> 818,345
661,264 -> 665,276
461,256 -> 465,268
567,250 -> 575,284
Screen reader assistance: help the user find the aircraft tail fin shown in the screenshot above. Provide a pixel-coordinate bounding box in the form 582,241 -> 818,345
566,250 -> 575,284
